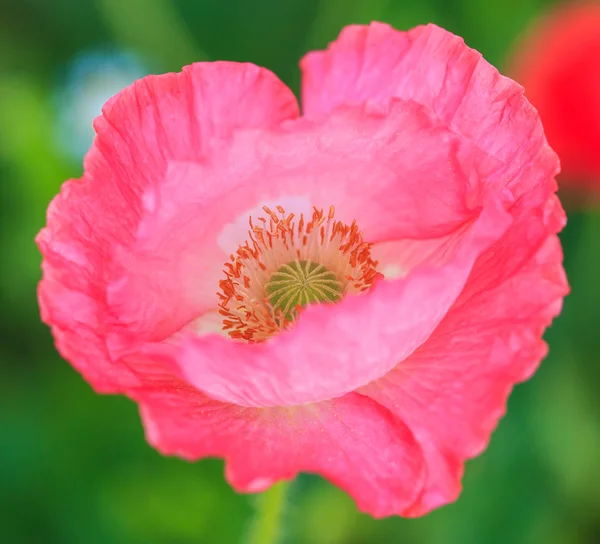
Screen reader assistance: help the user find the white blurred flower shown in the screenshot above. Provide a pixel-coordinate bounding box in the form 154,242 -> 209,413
54,48 -> 148,160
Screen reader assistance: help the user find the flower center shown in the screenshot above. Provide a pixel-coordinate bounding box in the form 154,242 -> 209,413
218,206 -> 380,342
265,260 -> 343,320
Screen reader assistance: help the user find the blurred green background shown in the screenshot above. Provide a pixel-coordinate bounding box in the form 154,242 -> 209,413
1,0 -> 599,542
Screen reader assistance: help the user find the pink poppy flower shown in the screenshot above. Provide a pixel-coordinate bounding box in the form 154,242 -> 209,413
37,23 -> 568,517
510,2 -> 600,191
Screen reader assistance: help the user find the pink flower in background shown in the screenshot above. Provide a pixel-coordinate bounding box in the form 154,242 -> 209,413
510,2 -> 600,191
37,23 -> 567,517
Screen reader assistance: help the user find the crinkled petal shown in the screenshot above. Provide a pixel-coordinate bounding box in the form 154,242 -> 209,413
135,378 -> 425,518
301,22 -> 559,202
37,178 -> 140,392
37,62 -> 299,392
360,233 -> 568,516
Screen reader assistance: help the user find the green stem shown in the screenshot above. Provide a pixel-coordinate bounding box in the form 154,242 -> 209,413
246,480 -> 293,544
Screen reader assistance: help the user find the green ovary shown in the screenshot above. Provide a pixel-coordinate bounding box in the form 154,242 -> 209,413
265,260 -> 343,320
